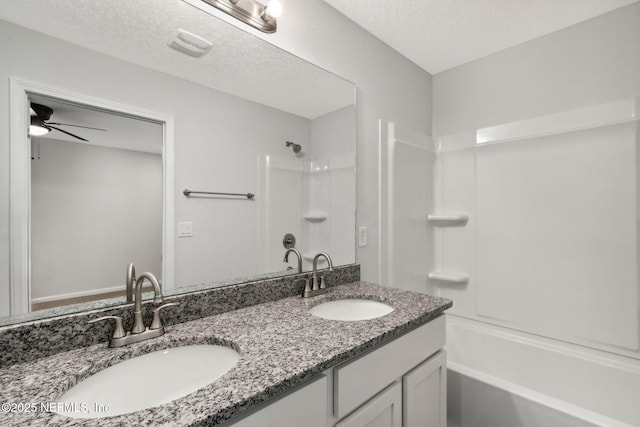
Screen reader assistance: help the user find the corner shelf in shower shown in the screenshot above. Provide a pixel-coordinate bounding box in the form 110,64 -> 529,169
427,213 -> 469,226
303,212 -> 328,222
428,272 -> 469,284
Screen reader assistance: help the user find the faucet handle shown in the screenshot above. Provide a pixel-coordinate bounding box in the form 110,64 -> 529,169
303,277 -> 313,294
150,303 -> 179,330
294,277 -> 311,297
88,316 -> 126,339
297,277 -> 317,298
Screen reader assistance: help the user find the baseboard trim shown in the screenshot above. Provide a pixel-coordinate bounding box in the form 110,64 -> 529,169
31,285 -> 123,303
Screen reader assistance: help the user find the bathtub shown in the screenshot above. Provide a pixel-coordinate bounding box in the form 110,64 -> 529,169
445,315 -> 639,427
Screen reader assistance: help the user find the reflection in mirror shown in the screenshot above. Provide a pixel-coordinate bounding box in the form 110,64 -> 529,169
0,1 -> 356,325
29,95 -> 163,311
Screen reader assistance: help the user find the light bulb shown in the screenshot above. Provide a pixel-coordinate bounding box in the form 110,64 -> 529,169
29,125 -> 50,136
264,0 -> 282,18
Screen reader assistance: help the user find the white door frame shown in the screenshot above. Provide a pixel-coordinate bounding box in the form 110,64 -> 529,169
9,77 -> 175,314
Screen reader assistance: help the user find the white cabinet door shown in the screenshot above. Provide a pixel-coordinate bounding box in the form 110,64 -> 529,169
335,382 -> 402,427
229,375 -> 328,427
402,350 -> 446,427
334,317 -> 445,419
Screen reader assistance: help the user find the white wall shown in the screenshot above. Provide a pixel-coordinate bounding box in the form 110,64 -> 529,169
30,139 -> 162,300
432,3 -> 640,425
432,3 -> 640,136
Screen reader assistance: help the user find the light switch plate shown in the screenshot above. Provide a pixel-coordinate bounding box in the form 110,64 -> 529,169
178,221 -> 193,237
358,226 -> 368,247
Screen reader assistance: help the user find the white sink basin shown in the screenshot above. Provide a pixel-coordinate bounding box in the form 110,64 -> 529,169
55,344 -> 239,419
310,299 -> 394,321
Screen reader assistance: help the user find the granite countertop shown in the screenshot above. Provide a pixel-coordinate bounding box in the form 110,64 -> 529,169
0,281 -> 451,426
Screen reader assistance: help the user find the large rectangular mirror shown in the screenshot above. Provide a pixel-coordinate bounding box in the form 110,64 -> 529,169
0,0 -> 356,325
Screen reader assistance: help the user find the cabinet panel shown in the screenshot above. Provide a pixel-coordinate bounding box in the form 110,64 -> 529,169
334,316 -> 445,418
335,382 -> 402,427
229,375 -> 328,427
402,350 -> 446,427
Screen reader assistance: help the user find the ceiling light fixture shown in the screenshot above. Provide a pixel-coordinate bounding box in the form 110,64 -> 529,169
200,0 -> 282,33
29,116 -> 51,137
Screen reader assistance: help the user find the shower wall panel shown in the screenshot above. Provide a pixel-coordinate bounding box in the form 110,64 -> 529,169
434,119 -> 640,426
380,122 -> 435,293
475,122 -> 639,352
260,154 -> 303,274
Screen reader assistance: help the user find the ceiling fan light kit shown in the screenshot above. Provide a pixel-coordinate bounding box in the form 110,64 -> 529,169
29,102 -> 106,142
29,103 -> 53,137
28,122 -> 50,136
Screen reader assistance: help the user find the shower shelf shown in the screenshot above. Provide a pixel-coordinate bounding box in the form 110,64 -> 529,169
428,272 -> 469,284
427,213 -> 468,226
303,212 -> 328,222
303,253 -> 329,264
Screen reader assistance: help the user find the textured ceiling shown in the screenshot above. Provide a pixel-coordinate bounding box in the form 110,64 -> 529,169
322,0 -> 640,74
3,0 -> 636,116
0,0 -> 354,119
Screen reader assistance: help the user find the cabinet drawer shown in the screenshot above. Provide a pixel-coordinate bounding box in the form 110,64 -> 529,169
333,316 -> 445,418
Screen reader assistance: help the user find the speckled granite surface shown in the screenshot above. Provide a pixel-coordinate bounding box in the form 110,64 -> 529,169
0,269 -> 300,328
0,265 -> 359,367
0,281 -> 451,426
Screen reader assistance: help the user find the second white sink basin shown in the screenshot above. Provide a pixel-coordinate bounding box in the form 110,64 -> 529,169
310,299 -> 394,321
55,344 -> 239,419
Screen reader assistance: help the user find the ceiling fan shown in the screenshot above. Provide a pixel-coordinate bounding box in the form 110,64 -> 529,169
29,102 -> 107,142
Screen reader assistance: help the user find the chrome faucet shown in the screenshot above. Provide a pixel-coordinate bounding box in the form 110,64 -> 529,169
303,252 -> 334,298
89,267 -> 177,348
131,272 -> 164,334
283,248 -> 303,273
126,263 -> 135,303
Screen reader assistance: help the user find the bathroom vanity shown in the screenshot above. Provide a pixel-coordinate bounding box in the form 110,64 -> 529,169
0,271 -> 451,426
230,316 -> 446,427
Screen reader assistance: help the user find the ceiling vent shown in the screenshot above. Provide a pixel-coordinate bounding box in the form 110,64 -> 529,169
168,29 -> 213,58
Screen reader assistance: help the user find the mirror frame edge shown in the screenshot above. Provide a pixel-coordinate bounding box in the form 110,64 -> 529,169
7,77 -> 175,316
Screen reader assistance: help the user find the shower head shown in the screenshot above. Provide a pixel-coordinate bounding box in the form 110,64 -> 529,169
286,141 -> 302,153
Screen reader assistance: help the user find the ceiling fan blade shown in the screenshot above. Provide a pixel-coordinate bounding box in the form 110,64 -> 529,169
47,125 -> 89,142
45,122 -> 107,131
